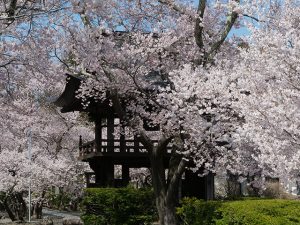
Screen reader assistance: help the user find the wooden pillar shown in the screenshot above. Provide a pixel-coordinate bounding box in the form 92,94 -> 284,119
105,158 -> 114,187
120,122 -> 126,153
93,159 -> 114,187
205,172 -> 215,200
122,164 -> 130,186
95,163 -> 105,186
107,117 -> 114,153
134,135 -> 139,153
95,118 -> 102,152
89,160 -> 104,187
85,173 -> 90,188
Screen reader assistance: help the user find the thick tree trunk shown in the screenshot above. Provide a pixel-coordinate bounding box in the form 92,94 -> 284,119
3,199 -> 16,221
150,142 -> 186,225
155,194 -> 178,225
16,193 -> 27,221
3,192 -> 27,222
164,205 -> 178,225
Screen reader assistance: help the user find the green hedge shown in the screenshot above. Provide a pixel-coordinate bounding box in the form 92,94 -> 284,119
81,187 -> 157,225
177,198 -> 300,225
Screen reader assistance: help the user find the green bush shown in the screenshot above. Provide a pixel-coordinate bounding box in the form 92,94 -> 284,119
177,198 -> 300,225
81,187 -> 157,225
176,198 -> 221,225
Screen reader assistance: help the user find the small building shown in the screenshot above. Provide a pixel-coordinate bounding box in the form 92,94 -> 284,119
55,74 -> 214,200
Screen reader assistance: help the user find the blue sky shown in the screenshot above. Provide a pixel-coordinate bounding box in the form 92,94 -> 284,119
230,26 -> 251,37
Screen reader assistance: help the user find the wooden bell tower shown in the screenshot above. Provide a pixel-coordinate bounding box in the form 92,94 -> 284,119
55,74 -> 214,199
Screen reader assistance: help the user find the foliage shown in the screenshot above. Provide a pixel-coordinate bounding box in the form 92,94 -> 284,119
46,191 -> 81,211
177,198 -> 221,225
81,187 -> 157,225
177,197 -> 300,225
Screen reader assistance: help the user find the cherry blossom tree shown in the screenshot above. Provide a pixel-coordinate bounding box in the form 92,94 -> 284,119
0,77 -> 93,220
49,1 -> 246,224
231,0 -> 300,192
0,2 -> 94,218
2,0 -> 299,224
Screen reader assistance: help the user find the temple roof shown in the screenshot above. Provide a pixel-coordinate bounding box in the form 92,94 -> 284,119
54,74 -> 85,113
55,74 -> 116,116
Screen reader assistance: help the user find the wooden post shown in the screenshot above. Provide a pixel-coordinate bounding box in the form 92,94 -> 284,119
105,159 -> 114,187
95,118 -> 102,152
122,164 -> 130,186
85,173 -> 90,188
91,156 -> 114,187
120,121 -> 126,153
134,135 -> 139,153
205,172 -> 215,200
107,117 -> 114,153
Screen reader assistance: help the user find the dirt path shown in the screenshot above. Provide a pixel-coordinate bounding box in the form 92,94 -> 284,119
43,208 -> 81,220
0,208 -> 81,224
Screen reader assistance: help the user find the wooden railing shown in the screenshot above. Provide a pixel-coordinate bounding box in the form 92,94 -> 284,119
79,140 -> 96,156
79,138 -> 171,157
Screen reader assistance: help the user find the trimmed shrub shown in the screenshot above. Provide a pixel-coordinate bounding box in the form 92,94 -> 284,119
176,198 -> 221,225
177,198 -> 300,225
81,187 -> 157,225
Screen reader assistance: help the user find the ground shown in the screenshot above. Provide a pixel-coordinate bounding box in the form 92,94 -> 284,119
0,208 -> 81,225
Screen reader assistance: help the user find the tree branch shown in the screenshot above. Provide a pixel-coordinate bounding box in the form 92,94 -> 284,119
157,0 -> 186,15
194,0 -> 206,49
206,0 -> 240,62
242,14 -> 261,22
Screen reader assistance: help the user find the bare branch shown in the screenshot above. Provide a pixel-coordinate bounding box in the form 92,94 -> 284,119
206,0 -> 240,61
0,59 -> 15,68
54,48 -> 70,70
242,13 -> 261,22
0,5 -> 69,21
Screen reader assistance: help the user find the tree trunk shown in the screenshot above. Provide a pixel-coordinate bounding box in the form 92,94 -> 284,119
3,192 -> 27,222
34,190 -> 46,219
164,205 -> 178,225
150,143 -> 185,225
34,201 -> 43,219
16,192 -> 26,221
3,199 -> 16,221
155,193 -> 179,225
